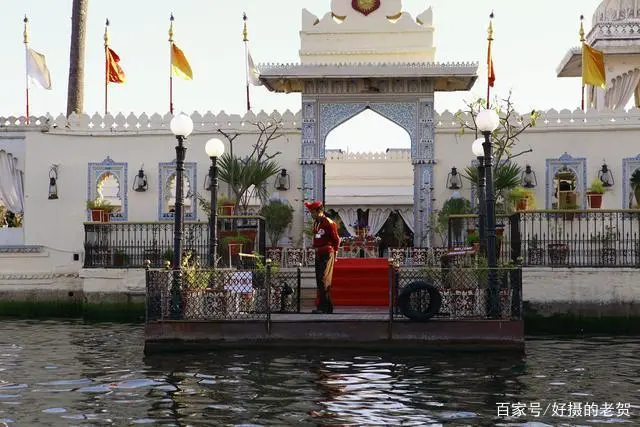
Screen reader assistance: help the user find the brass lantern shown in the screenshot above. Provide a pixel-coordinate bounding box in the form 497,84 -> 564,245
446,167 -> 462,190
521,164 -> 537,188
598,162 -> 614,187
48,165 -> 59,200
274,169 -> 290,191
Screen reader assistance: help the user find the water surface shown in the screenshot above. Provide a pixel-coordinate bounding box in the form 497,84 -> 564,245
0,320 -> 637,425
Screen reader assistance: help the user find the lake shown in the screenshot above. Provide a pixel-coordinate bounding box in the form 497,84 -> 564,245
0,320 -> 637,425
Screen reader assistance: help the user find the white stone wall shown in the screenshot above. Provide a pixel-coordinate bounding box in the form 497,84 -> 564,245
3,107 -> 640,270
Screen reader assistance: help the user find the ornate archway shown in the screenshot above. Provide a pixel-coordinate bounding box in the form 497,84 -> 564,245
300,94 -> 436,247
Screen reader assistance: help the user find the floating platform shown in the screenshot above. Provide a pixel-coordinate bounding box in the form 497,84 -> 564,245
143,309 -> 524,354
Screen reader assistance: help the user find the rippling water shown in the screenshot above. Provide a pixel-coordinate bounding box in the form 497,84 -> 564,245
0,320 -> 638,426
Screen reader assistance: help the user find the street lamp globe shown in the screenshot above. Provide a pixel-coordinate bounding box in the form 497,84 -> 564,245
205,138 -> 225,158
170,113 -> 194,137
472,137 -> 484,157
476,109 -> 500,133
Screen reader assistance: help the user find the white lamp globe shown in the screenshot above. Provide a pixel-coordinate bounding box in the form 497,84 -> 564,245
170,113 -> 194,137
205,138 -> 225,158
476,109 -> 500,133
472,137 -> 485,157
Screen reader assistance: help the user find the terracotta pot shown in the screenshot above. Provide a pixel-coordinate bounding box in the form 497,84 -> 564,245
220,203 -> 235,216
587,193 -> 603,209
90,209 -> 105,222
516,198 -> 529,211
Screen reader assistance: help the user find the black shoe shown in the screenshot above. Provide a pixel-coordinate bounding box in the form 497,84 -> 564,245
312,308 -> 330,314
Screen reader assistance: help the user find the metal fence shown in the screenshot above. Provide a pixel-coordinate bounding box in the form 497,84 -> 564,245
449,210 -> 640,268
84,216 -> 266,269
145,264 -> 302,321
392,263 -> 523,321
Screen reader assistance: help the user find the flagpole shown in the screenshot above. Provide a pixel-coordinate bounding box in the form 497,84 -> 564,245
580,15 -> 586,111
23,15 -> 30,125
169,13 -> 174,115
104,19 -> 110,116
486,12 -> 494,109
243,13 -> 251,112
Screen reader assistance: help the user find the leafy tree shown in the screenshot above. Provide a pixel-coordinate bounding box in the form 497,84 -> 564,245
456,92 -> 541,196
217,120 -> 283,213
259,200 -> 294,247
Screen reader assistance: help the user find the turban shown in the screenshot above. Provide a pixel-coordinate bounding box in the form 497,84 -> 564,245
304,200 -> 323,211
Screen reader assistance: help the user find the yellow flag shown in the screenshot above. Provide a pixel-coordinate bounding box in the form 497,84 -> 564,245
171,43 -> 193,80
582,43 -> 605,88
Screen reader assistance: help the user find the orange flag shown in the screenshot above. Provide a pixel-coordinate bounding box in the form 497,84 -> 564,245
106,47 -> 125,84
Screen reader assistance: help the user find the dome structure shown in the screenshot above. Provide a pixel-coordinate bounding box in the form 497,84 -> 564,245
592,0 -> 640,25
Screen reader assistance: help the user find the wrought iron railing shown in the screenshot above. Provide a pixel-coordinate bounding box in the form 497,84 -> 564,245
392,264 -> 523,321
448,210 -> 640,268
145,259 -> 522,323
145,264 -> 302,321
84,216 -> 266,269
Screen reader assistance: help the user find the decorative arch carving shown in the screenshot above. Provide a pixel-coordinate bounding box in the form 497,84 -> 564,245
545,152 -> 587,209
87,157 -> 128,221
158,160 -> 197,221
622,154 -> 640,208
301,93 -> 434,246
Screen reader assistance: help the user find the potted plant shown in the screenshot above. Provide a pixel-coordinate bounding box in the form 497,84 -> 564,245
86,199 -> 115,222
259,200 -> 294,248
527,234 -> 544,265
599,226 -> 618,266
466,232 -> 480,252
222,233 -> 251,256
509,186 -> 534,211
631,169 -> 640,207
114,249 -> 129,267
587,178 -> 605,209
217,194 -> 236,216
437,196 -> 472,246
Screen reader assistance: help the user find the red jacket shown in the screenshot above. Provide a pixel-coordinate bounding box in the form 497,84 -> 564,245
312,215 -> 340,255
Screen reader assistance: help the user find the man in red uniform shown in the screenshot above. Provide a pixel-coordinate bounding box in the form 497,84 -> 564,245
305,201 -> 340,314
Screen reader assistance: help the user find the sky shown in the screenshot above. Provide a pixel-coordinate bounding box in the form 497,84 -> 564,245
2,0 -> 603,152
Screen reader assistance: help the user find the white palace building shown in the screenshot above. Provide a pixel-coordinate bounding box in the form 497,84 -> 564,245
1,0 -> 640,305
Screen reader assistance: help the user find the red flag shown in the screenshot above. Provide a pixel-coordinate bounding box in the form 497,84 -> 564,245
488,45 -> 495,88
106,47 -> 125,84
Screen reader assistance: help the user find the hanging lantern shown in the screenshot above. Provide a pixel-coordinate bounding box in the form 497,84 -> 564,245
132,166 -> 148,192
521,164 -> 537,188
446,167 -> 462,190
598,162 -> 614,187
274,169 -> 291,191
48,165 -> 58,200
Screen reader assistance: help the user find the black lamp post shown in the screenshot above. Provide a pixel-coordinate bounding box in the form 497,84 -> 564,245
169,112 -> 194,319
472,138 -> 486,255
205,138 -> 225,267
476,109 -> 501,318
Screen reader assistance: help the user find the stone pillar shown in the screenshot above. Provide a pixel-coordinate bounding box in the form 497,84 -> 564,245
413,98 -> 435,247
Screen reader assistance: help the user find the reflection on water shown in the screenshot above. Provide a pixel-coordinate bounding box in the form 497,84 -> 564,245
0,320 -> 638,425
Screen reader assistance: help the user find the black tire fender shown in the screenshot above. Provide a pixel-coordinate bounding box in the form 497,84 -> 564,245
397,281 -> 442,321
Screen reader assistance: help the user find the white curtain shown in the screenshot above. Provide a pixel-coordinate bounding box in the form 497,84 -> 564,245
366,208 -> 392,236
336,208 -> 358,236
0,150 -> 24,214
397,208 -> 415,232
605,68 -> 640,110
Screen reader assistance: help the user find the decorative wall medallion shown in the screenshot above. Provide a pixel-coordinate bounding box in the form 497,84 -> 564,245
352,0 -> 381,16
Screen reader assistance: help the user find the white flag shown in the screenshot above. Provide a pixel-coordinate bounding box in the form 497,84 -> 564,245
26,48 -> 52,90
246,48 -> 262,86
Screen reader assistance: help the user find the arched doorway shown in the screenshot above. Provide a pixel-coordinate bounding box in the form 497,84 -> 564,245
299,99 -> 436,247
324,109 -> 414,254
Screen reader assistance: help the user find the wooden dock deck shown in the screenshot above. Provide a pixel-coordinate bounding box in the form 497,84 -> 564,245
144,308 -> 524,354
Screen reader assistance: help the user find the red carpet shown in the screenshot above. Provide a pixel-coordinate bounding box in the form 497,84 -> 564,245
330,258 -> 391,306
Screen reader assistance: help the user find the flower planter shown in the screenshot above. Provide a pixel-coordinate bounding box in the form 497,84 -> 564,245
90,209 -> 106,222
220,203 -> 235,216
527,248 -> 545,265
587,193 -> 603,209
516,198 -> 529,211
548,243 -> 569,266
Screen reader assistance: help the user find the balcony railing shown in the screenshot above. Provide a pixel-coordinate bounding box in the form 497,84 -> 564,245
448,210 -> 640,268
84,216 -> 266,269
